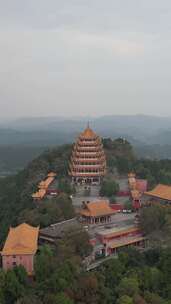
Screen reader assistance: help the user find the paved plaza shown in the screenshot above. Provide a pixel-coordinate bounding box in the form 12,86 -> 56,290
72,185 -> 108,209
72,177 -> 130,208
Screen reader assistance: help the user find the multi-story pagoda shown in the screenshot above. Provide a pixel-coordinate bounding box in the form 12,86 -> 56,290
69,125 -> 106,184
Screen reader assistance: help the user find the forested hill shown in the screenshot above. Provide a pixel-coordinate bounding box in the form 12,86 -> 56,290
1,138 -> 171,245
0,139 -> 135,245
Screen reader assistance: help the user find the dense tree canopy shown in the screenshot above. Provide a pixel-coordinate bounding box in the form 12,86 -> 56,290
139,205 -> 171,246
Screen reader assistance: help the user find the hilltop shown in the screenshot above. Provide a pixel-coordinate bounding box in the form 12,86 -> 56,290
0,139 -> 135,244
1,136 -> 171,244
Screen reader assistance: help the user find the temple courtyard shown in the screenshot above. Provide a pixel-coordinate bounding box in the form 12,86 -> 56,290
71,184 -> 104,209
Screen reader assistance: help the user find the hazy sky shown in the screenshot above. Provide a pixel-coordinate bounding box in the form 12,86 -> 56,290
0,0 -> 171,118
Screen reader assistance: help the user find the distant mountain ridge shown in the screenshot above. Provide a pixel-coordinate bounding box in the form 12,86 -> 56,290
1,114 -> 171,146
0,115 -> 171,174
7,114 -> 171,130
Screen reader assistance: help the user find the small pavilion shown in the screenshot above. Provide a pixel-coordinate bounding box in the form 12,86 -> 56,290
80,200 -> 116,224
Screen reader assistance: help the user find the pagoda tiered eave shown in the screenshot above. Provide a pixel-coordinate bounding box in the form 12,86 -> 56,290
69,126 -> 106,184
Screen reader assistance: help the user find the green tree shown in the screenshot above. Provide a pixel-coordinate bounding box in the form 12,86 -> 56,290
116,157 -> 132,174
14,266 -> 27,286
4,270 -> 25,304
139,266 -> 163,294
54,293 -> 74,304
101,259 -> 125,289
144,248 -> 161,267
73,273 -> 100,304
119,248 -> 144,268
0,269 -> 5,304
58,178 -> 73,194
64,229 -> 92,258
15,295 -> 43,304
144,291 -> 166,304
100,179 -> 119,197
117,295 -> 133,304
133,294 -> 147,304
117,277 -> 139,297
139,205 -> 167,235
35,245 -> 54,282
124,201 -> 132,211
19,194 -> 75,227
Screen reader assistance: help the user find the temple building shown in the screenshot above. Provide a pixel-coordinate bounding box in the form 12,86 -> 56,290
39,218 -> 82,244
80,200 -> 116,224
144,184 -> 171,206
93,225 -> 146,258
1,223 -> 39,275
32,172 -> 57,201
69,125 -> 106,184
128,173 -> 147,193
128,173 -> 148,210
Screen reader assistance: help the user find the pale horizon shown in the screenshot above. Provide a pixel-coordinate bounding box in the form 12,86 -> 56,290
1,113 -> 171,125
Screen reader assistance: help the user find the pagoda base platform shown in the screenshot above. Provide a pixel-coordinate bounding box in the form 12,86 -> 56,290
72,177 -> 101,185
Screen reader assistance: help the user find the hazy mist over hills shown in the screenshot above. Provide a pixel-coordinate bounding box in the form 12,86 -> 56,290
0,114 -> 171,175
1,114 -> 171,146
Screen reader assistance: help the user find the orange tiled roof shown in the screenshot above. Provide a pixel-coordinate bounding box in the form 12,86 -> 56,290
2,223 -> 39,255
44,177 -> 54,188
145,184 -> 171,201
32,189 -> 46,199
80,200 -> 117,217
38,177 -> 54,189
80,127 -> 97,139
47,172 -> 57,178
38,181 -> 46,189
32,173 -> 56,200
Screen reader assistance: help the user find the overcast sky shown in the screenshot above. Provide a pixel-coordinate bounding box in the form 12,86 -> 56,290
0,0 -> 171,118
